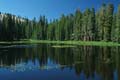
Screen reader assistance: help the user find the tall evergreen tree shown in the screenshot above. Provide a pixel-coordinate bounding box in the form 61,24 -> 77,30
98,4 -> 106,41
82,8 -> 91,41
104,4 -> 114,41
116,5 -> 120,42
73,9 -> 82,40
89,8 -> 96,41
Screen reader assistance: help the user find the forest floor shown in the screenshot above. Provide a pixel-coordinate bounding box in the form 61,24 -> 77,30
0,39 -> 120,46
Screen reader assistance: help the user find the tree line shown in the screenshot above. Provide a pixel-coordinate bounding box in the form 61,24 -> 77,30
0,4 -> 120,42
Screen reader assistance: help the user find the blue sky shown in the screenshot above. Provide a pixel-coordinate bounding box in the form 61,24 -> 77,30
0,0 -> 119,20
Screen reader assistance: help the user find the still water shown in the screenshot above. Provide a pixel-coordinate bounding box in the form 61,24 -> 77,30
0,43 -> 119,80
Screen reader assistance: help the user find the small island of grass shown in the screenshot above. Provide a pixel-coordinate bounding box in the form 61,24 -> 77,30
0,40 -> 120,47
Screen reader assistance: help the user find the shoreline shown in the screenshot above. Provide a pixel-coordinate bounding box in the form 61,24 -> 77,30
0,40 -> 120,46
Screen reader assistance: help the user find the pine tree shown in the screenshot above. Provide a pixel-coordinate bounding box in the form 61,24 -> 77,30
104,4 -> 114,41
73,9 -> 82,40
98,4 -> 106,41
116,5 -> 120,42
90,8 -> 96,41
82,8 -> 91,41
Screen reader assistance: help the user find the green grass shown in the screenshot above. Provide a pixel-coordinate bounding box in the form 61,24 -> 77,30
52,45 -> 76,48
0,39 -> 120,46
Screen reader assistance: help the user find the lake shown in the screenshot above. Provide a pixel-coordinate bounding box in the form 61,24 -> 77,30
0,43 -> 119,80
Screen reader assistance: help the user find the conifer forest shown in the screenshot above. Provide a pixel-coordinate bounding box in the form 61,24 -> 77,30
0,4 -> 119,42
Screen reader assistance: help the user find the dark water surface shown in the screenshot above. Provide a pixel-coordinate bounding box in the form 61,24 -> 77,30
0,43 -> 119,80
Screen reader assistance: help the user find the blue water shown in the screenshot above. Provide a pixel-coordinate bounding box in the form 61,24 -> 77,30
0,44 -> 119,80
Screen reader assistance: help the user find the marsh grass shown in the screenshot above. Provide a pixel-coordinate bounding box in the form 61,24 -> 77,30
0,39 -> 120,46
52,45 -> 76,48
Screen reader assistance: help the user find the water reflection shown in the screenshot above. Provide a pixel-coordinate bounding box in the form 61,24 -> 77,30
0,44 -> 119,80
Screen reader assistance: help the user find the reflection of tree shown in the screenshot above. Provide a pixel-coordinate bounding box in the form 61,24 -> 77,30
0,44 -> 120,79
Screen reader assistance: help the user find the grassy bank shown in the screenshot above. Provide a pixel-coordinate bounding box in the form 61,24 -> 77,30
0,39 -> 120,46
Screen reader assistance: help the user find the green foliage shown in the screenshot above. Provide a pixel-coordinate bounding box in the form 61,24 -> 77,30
116,5 -> 120,42
0,4 -> 119,43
